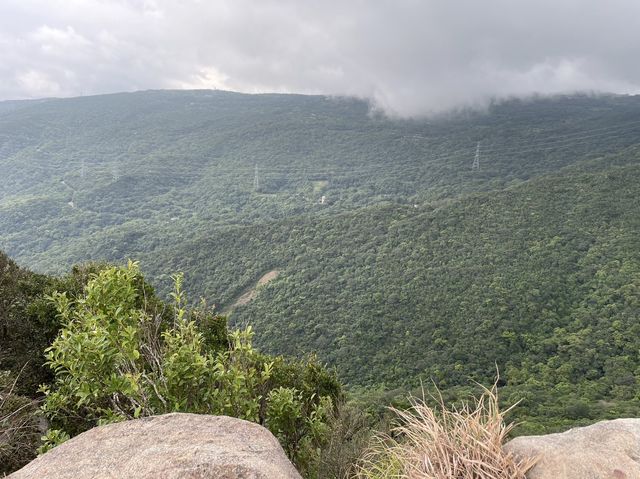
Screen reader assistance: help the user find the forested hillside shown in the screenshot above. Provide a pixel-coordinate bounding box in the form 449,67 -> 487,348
138,157 -> 640,433
2,91 -> 640,271
2,91 -> 640,433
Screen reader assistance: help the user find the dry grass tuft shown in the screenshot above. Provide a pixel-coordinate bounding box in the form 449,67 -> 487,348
0,368 -> 42,475
357,382 -> 537,479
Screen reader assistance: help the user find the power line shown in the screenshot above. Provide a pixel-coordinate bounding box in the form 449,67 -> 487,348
11,117 -> 640,183
482,121 -> 640,154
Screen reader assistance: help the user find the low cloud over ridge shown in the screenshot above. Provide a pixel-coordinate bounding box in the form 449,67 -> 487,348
2,0 -> 640,116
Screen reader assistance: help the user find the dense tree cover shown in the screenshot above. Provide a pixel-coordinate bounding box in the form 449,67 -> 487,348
2,91 -> 640,441
2,91 -> 640,274
167,162 -> 640,411
135,158 -> 640,434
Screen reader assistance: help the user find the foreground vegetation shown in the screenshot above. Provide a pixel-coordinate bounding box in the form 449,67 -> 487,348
0,257 -> 355,476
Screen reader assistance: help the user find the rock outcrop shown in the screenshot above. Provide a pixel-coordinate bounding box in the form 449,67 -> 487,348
505,418 -> 640,479
9,413 -> 301,479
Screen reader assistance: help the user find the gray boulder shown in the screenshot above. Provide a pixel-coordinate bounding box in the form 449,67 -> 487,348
505,418 -> 640,479
9,413 -> 301,479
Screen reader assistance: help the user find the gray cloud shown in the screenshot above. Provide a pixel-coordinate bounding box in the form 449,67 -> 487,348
1,0 -> 640,115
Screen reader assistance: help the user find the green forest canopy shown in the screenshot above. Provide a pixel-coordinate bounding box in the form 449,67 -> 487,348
1,91 -> 640,434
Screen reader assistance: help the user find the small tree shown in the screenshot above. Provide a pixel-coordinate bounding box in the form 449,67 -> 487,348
39,261 -> 340,474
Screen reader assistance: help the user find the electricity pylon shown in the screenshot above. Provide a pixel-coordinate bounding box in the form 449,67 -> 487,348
472,142 -> 480,170
253,164 -> 259,191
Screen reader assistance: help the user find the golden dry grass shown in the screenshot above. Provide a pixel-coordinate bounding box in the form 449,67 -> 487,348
356,383 -> 536,479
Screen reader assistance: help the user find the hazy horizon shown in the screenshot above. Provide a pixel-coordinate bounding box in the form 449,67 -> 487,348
2,1 -> 640,116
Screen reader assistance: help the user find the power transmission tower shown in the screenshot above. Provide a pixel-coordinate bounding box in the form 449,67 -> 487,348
253,164 -> 259,191
472,142 -> 480,170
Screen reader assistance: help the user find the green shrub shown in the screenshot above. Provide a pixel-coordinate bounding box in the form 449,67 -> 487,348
39,261 -> 341,475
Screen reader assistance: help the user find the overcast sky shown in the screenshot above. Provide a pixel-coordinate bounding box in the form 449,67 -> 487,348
2,0 -> 640,116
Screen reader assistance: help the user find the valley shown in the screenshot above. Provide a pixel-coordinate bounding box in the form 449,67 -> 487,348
2,91 -> 640,434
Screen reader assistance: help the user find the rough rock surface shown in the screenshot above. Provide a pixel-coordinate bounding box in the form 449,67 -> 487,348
505,418 -> 640,479
9,413 -> 301,479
